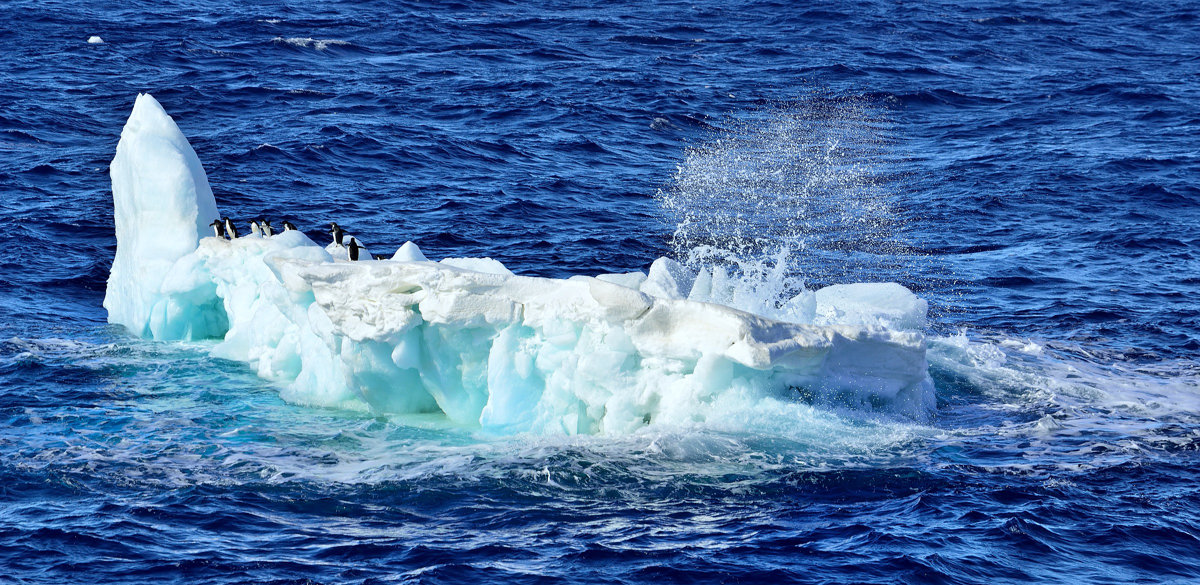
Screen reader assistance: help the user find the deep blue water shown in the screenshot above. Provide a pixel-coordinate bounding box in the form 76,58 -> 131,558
2,1 -> 1200,583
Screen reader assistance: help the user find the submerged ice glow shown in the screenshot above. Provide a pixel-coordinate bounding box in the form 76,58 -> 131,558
104,94 -> 934,433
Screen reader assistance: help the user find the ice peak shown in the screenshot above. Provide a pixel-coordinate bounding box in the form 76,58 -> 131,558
104,93 -> 221,338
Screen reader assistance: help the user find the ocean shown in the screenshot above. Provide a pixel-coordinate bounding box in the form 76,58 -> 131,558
2,0 -> 1198,583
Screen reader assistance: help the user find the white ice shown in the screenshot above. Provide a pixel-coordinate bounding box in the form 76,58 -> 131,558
104,93 -> 222,340
103,94 -> 935,434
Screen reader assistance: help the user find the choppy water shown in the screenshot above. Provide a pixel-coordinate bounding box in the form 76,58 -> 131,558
2,1 -> 1199,583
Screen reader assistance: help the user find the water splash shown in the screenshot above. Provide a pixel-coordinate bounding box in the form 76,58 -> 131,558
657,95 -> 916,319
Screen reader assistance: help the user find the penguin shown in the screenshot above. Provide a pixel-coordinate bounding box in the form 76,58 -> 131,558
282,221 -> 297,232
373,254 -> 388,260
348,237 -> 361,261
223,217 -> 239,239
250,220 -> 262,237
209,219 -> 224,238
330,222 -> 345,246
261,219 -> 274,237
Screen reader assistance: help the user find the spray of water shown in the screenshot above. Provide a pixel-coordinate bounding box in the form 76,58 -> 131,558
657,94 -> 916,320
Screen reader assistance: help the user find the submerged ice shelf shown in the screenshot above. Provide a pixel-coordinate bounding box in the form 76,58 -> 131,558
104,94 -> 935,434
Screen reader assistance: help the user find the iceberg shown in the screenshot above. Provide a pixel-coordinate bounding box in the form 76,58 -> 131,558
103,94 -> 935,434
104,94 -> 224,340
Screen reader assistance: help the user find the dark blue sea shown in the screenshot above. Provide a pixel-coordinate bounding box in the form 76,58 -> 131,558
2,1 -> 1199,583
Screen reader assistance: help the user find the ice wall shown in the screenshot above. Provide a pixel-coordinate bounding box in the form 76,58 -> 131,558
103,94 -> 936,434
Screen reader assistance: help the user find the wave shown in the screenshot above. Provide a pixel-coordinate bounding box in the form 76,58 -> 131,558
929,331 -> 1200,470
273,37 -> 351,51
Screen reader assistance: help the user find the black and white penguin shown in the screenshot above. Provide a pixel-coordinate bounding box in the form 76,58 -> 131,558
250,220 -> 262,237
330,222 -> 345,246
209,219 -> 224,238
223,217 -> 239,239
261,219 -> 274,237
348,238 -> 361,261
373,254 -> 388,260
282,220 -> 297,232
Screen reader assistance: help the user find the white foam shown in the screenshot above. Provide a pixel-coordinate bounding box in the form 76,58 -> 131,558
928,330 -> 1200,461
87,36 -> 104,44
275,37 -> 350,51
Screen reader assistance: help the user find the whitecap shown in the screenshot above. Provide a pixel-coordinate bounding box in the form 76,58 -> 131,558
274,36 -> 350,51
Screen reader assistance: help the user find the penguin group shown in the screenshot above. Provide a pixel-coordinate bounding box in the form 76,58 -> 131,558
208,217 -> 371,262
212,217 -> 294,239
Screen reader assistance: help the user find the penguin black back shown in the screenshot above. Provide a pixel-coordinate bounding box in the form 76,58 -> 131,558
330,222 -> 344,246
348,238 -> 361,261
223,217 -> 239,239
210,219 -> 224,238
